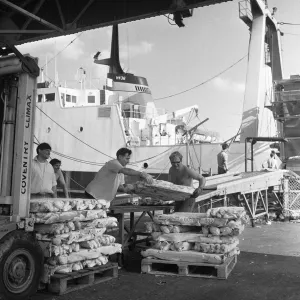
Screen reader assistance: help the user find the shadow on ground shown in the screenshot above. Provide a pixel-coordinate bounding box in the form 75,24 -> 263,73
33,250 -> 300,300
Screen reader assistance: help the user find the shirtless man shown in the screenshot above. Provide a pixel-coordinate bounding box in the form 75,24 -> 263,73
168,151 -> 206,212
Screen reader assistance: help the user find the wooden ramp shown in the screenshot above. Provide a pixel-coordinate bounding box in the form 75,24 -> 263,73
195,170 -> 300,225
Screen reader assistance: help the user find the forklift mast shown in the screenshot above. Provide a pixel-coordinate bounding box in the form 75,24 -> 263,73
0,52 -> 39,233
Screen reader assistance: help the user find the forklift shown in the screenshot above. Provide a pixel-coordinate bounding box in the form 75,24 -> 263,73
0,46 -> 44,300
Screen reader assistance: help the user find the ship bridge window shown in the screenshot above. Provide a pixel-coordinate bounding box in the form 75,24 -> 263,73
88,95 -> 95,103
135,86 -> 150,93
45,93 -> 55,102
66,94 -> 71,102
72,95 -> 77,103
37,94 -> 43,103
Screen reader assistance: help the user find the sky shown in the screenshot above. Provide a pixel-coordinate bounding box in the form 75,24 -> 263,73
17,0 -> 300,140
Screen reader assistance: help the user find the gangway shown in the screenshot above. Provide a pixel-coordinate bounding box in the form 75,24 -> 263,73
196,170 -> 300,226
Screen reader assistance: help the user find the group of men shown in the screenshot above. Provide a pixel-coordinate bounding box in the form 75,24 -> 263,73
31,143 -> 69,199
85,148 -> 206,211
30,142 -> 207,212
31,141 -> 278,212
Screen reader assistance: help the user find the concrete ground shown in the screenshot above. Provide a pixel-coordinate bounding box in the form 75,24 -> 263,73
32,218 -> 300,300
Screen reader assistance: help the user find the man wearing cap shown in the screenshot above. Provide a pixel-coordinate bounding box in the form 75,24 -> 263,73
262,150 -> 278,170
85,147 -> 153,207
31,142 -> 57,198
217,143 -> 229,175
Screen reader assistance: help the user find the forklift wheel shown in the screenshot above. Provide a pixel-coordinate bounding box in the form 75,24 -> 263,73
0,230 -> 44,300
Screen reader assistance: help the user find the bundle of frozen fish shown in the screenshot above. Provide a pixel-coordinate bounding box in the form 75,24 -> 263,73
32,198 -> 121,278
30,198 -> 109,213
142,207 -> 246,264
31,209 -> 107,224
134,180 -> 194,201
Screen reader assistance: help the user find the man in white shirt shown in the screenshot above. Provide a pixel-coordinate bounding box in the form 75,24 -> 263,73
262,150 -> 278,170
31,143 -> 57,198
85,148 -> 153,206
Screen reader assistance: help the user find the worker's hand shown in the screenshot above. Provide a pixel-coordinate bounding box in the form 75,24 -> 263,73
192,187 -> 202,198
124,184 -> 135,194
140,172 -> 154,184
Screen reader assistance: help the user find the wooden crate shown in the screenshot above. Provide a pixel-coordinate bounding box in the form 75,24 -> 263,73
141,255 -> 237,279
47,262 -> 118,295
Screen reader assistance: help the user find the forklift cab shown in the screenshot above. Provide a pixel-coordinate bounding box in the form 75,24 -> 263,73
0,52 -> 44,300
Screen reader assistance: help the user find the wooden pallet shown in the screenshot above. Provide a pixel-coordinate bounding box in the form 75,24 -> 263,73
141,255 -> 237,279
47,262 -> 118,295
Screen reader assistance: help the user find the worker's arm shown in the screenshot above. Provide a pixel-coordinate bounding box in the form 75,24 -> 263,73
168,168 -> 173,183
186,167 -> 206,197
62,184 -> 69,198
223,152 -> 229,171
117,183 -> 135,194
52,186 -> 57,198
119,168 -> 153,184
51,172 -> 57,197
58,170 -> 69,198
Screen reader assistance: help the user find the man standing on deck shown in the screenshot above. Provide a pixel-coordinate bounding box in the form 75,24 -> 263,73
262,150 -> 278,170
168,151 -> 206,212
217,143 -> 229,175
85,147 -> 153,207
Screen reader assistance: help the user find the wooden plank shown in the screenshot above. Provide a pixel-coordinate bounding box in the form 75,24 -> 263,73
110,205 -> 174,214
204,172 -> 241,186
141,255 -> 237,279
141,248 -> 238,265
47,262 -> 118,295
195,190 -> 222,202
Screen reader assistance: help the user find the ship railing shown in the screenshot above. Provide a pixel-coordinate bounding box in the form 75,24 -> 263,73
121,106 -> 166,119
273,90 -> 300,103
271,90 -> 300,120
58,78 -> 107,89
239,0 -> 252,27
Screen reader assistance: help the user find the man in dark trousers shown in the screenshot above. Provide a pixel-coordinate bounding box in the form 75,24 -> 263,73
217,143 -> 229,175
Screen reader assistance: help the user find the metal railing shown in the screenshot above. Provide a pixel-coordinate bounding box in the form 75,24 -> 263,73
239,0 -> 253,26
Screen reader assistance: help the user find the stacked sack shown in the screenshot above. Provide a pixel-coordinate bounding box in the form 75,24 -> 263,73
194,207 -> 247,256
30,198 -> 122,279
142,207 -> 247,265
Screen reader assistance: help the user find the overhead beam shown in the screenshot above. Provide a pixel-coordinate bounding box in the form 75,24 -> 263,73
21,0 -> 46,30
0,30 -> 54,34
7,0 -> 34,17
55,0 -> 66,30
0,0 -> 64,33
14,0 -> 232,45
70,0 -> 95,29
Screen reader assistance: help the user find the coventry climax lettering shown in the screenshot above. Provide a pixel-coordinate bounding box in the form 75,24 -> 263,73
25,94 -> 31,128
21,141 -> 29,194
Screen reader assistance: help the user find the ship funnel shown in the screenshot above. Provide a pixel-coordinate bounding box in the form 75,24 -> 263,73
94,25 -> 124,75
